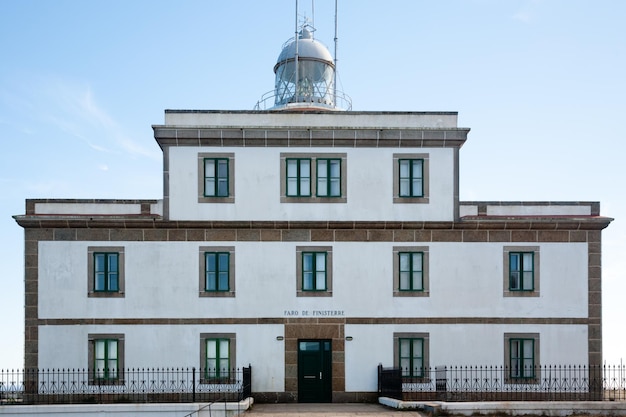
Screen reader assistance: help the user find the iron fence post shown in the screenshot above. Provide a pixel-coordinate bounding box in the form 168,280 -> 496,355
192,367 -> 196,403
243,365 -> 252,400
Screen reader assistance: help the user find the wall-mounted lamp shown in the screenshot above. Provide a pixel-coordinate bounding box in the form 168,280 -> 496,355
276,336 -> 284,341
345,336 -> 353,341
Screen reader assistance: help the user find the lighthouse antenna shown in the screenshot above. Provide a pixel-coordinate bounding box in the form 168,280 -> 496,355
294,0 -> 299,103
311,0 -> 315,39
334,0 -> 338,108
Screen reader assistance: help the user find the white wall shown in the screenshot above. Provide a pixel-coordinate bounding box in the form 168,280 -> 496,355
487,205 -> 591,216
162,111 -> 459,129
38,324 -> 284,392
38,241 -> 588,320
167,147 -> 456,221
37,238 -> 589,392
344,324 -> 589,392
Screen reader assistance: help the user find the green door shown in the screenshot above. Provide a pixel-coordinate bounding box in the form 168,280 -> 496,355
298,339 -> 332,403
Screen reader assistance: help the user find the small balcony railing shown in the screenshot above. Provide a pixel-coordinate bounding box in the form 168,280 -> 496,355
254,89 -> 352,111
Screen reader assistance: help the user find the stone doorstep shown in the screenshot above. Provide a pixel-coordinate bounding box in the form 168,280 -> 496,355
379,397 -> 626,416
245,402 -> 424,416
379,398 -> 440,412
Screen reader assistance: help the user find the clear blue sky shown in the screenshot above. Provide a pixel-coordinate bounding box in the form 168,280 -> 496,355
1,0 -> 624,369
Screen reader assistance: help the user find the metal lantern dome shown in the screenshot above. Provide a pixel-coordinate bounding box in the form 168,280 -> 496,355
274,25 -> 336,109
254,17 -> 351,111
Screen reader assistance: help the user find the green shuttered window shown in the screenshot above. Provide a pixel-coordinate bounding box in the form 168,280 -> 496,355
204,158 -> 229,197
302,252 -> 327,291
399,338 -> 424,378
205,252 -> 230,292
94,253 -> 119,292
399,159 -> 423,197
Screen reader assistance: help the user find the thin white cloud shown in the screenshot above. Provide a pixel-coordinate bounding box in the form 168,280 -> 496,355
89,143 -> 109,153
71,85 -> 160,160
43,112 -> 110,152
513,11 -> 532,23
512,0 -> 543,23
78,88 -> 116,128
13,76 -> 160,161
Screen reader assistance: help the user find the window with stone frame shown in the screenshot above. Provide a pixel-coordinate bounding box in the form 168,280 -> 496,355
198,153 -> 235,203
281,153 -> 347,203
88,247 -> 125,298
199,246 -> 235,297
393,153 -> 429,204
394,332 -> 430,381
88,334 -> 124,384
503,246 -> 540,297
296,246 -> 333,297
504,333 -> 540,383
200,333 -> 236,382
393,246 -> 429,297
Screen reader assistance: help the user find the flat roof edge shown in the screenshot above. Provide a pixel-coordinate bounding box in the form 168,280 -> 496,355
164,110 -> 460,115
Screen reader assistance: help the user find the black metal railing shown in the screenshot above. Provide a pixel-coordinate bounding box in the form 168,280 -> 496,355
0,366 -> 251,405
378,364 -> 626,402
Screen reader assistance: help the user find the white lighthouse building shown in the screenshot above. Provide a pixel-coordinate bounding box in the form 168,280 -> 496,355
14,14 -> 611,404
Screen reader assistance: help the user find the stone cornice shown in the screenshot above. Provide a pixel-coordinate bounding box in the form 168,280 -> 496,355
36,317 -> 589,326
13,216 -> 612,231
152,127 -> 470,150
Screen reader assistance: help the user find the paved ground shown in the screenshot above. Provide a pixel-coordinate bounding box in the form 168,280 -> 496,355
245,403 -> 425,416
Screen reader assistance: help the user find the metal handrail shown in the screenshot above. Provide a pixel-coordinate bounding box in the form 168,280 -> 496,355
254,89 -> 352,111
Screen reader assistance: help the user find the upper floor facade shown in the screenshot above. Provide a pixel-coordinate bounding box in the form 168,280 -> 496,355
153,110 -> 469,222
